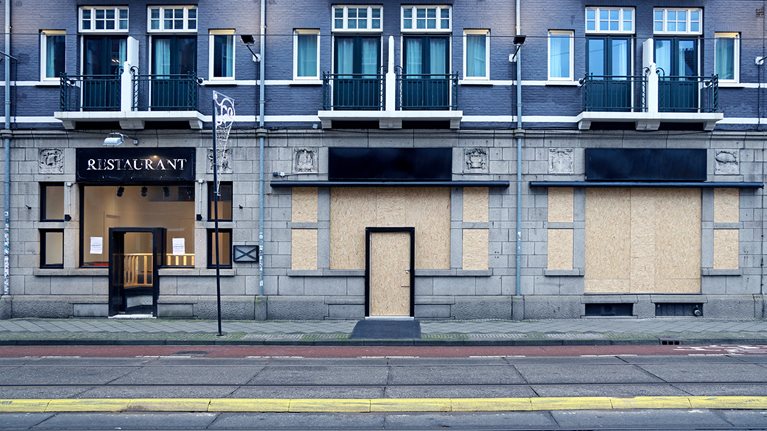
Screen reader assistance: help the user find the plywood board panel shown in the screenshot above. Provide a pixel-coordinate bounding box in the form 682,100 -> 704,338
547,187 -> 574,223
463,229 -> 489,270
585,188 -> 631,293
291,187 -> 318,223
463,187 -> 489,222
330,188 -> 450,270
370,232 -> 411,316
653,189 -> 701,292
714,188 -> 740,224
547,229 -> 573,270
291,229 -> 318,270
713,229 -> 739,270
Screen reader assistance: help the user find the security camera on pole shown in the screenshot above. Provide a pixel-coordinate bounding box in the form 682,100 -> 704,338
212,91 -> 234,336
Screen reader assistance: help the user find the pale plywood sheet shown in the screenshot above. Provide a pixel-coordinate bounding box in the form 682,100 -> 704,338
463,187 -> 489,223
714,188 -> 740,224
370,232 -> 411,316
547,187 -> 574,223
330,188 -> 450,270
547,229 -> 573,270
462,229 -> 489,270
291,187 -> 318,223
585,188 -> 701,294
291,229 -> 318,270
585,188 -> 631,293
653,189 -> 701,289
713,229 -> 739,270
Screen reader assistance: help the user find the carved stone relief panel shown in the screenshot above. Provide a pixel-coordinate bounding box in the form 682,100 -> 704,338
208,148 -> 233,174
39,149 -> 64,174
294,148 -> 318,173
714,150 -> 739,175
549,148 -> 574,174
464,148 -> 488,173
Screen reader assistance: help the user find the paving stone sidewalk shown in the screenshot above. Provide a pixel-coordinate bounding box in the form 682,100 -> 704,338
1,318 -> 767,345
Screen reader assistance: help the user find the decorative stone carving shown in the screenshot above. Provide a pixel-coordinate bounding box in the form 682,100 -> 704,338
714,150 -> 739,175
464,148 -> 487,172
549,148 -> 574,174
208,148 -> 232,174
294,148 -> 317,173
39,149 -> 63,174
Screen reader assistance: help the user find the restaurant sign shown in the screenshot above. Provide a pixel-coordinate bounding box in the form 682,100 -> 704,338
76,148 -> 196,183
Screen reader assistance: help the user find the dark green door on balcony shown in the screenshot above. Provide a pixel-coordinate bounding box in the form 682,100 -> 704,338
83,36 -> 126,111
151,36 -> 197,110
333,37 -> 381,110
402,36 -> 449,110
586,37 -> 631,111
655,38 -> 698,112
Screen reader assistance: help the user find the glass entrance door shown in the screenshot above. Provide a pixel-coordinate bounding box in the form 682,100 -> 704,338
333,36 -> 381,110
151,36 -> 197,109
108,228 -> 165,316
655,38 -> 698,112
586,37 -> 631,111
402,36 -> 449,109
82,36 -> 126,110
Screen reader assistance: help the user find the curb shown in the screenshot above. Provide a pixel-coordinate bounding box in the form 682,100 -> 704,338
2,397 -> 767,413
1,337 -> 767,347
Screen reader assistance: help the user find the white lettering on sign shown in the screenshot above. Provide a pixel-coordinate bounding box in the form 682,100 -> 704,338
85,158 -> 188,171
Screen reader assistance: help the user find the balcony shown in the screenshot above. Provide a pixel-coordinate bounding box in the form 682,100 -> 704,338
55,66 -> 205,130
318,36 -> 463,129
578,65 -> 723,131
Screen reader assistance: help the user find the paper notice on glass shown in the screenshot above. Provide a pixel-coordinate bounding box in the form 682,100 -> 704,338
89,237 -> 103,255
172,238 -> 186,255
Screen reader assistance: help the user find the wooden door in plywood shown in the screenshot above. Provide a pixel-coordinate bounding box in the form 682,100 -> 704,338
369,232 -> 412,316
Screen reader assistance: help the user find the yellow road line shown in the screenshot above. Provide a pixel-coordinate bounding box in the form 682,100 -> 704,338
1,396 -> 766,413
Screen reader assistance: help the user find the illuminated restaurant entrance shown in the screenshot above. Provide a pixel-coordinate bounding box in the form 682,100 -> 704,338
108,227 -> 165,316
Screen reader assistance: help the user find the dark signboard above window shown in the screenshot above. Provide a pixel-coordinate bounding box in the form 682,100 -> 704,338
76,148 -> 196,183
329,147 -> 451,181
585,148 -> 706,182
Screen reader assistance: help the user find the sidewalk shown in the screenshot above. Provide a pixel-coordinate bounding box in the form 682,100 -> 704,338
1,317 -> 767,345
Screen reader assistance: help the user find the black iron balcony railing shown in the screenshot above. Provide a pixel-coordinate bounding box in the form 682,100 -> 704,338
658,74 -> 719,113
133,72 -> 201,111
580,74 -> 647,112
59,72 -> 202,112
60,73 -> 121,112
397,70 -> 458,110
322,72 -> 385,111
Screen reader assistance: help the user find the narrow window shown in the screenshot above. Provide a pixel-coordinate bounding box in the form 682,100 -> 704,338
464,30 -> 489,80
294,30 -> 319,79
715,33 -> 739,82
548,31 -> 573,80
208,182 -> 233,221
207,229 -> 232,268
210,30 -> 235,80
41,30 -> 65,81
40,229 -> 64,268
41,183 -> 65,221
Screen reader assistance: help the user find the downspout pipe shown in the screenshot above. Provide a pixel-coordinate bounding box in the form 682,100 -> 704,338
3,0 -> 11,297
257,0 -> 266,299
514,0 -> 523,302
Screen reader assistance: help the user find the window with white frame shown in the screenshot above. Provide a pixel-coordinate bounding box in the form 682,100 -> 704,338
332,6 -> 382,32
209,30 -> 235,80
148,6 -> 197,32
654,8 -> 702,34
585,7 -> 634,34
294,29 -> 319,79
40,30 -> 65,81
715,33 -> 740,82
548,30 -> 574,80
401,6 -> 451,32
79,7 -> 129,32
464,30 -> 489,79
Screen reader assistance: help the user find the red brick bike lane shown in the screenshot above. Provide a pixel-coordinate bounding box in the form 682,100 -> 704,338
1,344 -> 766,358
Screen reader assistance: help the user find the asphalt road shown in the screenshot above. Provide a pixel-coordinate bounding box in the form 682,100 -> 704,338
1,346 -> 767,430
